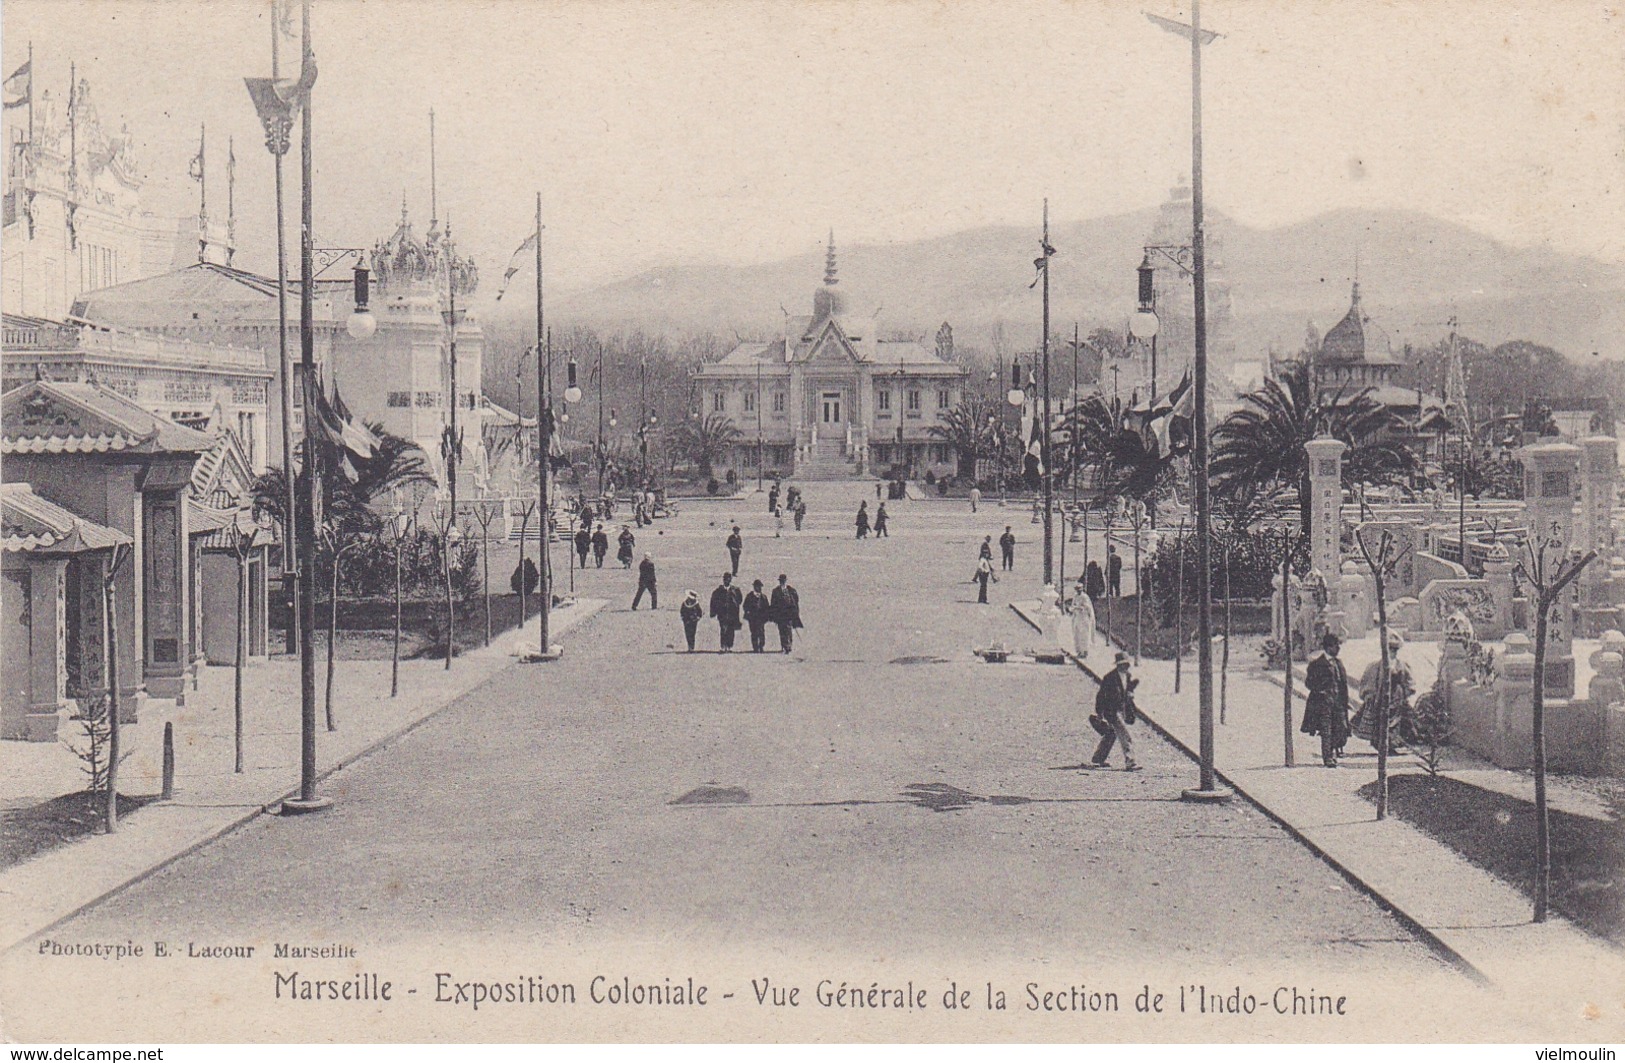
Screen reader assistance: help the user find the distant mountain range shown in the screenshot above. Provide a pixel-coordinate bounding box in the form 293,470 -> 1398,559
506,207 -> 1625,365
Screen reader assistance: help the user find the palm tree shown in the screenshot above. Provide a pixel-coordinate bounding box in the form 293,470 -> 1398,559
672,412 -> 742,478
1211,363 -> 1418,529
927,395 -> 993,479
1065,394 -> 1167,502
252,423 -> 435,534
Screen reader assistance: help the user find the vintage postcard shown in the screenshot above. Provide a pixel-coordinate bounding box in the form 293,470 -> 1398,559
2,0 -> 1623,1046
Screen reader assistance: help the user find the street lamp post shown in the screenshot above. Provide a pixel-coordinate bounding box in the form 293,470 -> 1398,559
1039,200 -> 1055,588
281,0 -> 328,814
244,9 -> 304,655
442,253 -> 465,526
1005,358 -> 1025,507
755,358 -> 764,491
1150,0 -> 1231,803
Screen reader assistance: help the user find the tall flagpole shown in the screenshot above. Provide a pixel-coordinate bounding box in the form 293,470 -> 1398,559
272,11 -> 298,653
1040,199 -> 1054,587
535,191 -> 554,658
1182,0 -> 1229,803
284,0 -> 329,813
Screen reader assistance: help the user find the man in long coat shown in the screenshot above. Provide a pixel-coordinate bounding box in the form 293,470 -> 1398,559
1301,632 -> 1351,766
709,572 -> 744,652
743,579 -> 772,652
999,526 -> 1016,571
770,573 -> 802,654
725,525 -> 744,576
574,525 -> 592,569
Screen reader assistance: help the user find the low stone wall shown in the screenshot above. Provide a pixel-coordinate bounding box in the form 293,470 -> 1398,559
1441,633 -> 1625,775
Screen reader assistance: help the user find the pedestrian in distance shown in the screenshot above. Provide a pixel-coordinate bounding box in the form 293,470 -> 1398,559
874,502 -> 890,538
1106,545 -> 1123,597
1301,632 -> 1350,767
679,591 -> 703,651
726,525 -> 744,575
973,553 -> 996,604
979,535 -> 993,562
632,552 -> 658,610
773,504 -> 785,538
743,578 -> 772,652
1089,651 -> 1140,771
793,498 -> 806,531
770,573 -> 802,653
855,500 -> 871,539
969,485 -> 981,513
1085,559 -> 1106,602
999,526 -> 1016,571
575,525 -> 592,569
616,525 -> 635,569
768,483 -> 780,514
875,480 -> 883,500
593,524 -> 611,568
709,572 -> 744,651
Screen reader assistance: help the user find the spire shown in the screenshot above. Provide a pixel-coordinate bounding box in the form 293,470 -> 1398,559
400,192 -> 410,226
1351,252 -> 1361,308
824,228 -> 838,286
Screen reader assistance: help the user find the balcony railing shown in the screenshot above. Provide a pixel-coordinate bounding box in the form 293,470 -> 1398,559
4,322 -> 267,372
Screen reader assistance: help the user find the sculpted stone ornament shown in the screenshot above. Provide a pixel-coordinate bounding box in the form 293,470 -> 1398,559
1443,609 -> 1476,645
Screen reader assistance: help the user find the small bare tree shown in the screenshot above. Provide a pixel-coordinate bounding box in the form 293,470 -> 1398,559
1513,526 -> 1596,922
1353,526 -> 1414,821
471,501 -> 500,648
319,527 -> 362,733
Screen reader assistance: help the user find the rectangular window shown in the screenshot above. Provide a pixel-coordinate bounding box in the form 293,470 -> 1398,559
744,391 -> 756,413
712,391 -> 725,413
937,389 -> 950,409
387,391 -> 412,408
772,391 -> 785,413
877,390 -> 891,412
907,390 -> 921,411
416,391 -> 438,408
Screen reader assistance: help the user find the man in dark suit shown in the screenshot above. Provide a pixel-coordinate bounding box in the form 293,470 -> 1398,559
1302,632 -> 1351,767
999,526 -> 1016,571
1089,651 -> 1140,771
770,573 -> 802,654
1106,545 -> 1123,597
632,553 -> 658,610
743,579 -> 772,652
709,572 -> 744,652
726,526 -> 744,576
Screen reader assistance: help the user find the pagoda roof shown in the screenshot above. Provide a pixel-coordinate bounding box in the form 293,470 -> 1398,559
0,483 -> 131,554
1,379 -> 215,455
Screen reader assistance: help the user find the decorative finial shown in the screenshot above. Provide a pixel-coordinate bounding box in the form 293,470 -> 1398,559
400,192 -> 410,226
1352,251 -> 1361,305
824,229 -> 838,287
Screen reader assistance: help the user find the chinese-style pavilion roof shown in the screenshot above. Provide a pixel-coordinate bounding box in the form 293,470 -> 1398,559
1,379 -> 216,455
0,483 -> 131,554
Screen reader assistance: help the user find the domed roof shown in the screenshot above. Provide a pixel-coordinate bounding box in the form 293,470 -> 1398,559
1319,281 -> 1393,364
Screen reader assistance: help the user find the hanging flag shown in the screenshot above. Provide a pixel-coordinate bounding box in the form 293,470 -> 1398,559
331,384 -> 380,460
493,231 -> 539,301
187,127 -> 204,182
2,60 -> 29,109
1145,12 -> 1221,45
1027,242 -> 1056,290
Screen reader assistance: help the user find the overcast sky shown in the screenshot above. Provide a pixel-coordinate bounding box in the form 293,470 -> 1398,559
6,0 -> 1622,309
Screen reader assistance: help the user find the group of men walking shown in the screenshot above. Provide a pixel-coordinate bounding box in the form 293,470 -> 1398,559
680,572 -> 803,654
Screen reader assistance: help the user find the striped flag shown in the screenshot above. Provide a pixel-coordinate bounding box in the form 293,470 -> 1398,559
3,60 -> 29,109
493,231 -> 539,301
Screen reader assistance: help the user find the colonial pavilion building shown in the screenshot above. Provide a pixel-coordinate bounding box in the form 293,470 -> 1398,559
695,236 -> 969,480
